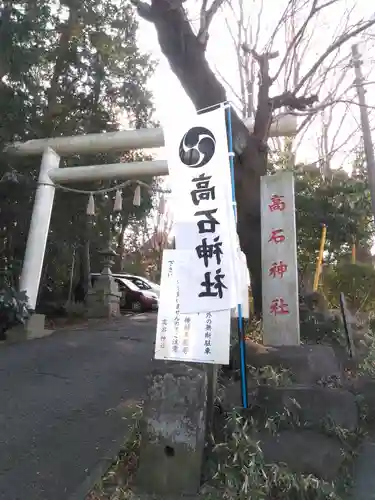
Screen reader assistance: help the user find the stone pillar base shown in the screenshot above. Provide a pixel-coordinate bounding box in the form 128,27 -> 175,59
6,314 -> 54,343
136,361 -> 208,496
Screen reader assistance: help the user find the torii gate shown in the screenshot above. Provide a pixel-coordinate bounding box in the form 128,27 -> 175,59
6,113 -> 296,310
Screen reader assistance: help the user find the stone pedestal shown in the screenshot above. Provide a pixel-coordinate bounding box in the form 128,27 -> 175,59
6,313 -> 54,343
136,361 -> 209,496
87,247 -> 122,319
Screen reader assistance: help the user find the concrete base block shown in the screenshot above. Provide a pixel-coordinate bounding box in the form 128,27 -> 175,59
231,341 -> 342,384
136,361 -> 208,496
257,385 -> 358,431
6,314 -> 54,343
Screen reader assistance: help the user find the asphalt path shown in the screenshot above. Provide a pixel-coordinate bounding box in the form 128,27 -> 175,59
0,314 -> 156,500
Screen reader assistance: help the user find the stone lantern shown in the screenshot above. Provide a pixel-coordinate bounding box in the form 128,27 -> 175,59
87,246 -> 122,318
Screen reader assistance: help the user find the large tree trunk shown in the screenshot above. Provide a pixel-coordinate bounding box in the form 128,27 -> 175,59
114,223 -> 128,272
75,225 -> 91,304
138,1 -> 270,315
45,4 -> 78,132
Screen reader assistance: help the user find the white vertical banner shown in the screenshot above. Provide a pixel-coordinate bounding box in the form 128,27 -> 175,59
165,106 -> 238,313
261,171 -> 300,345
231,250 -> 250,319
155,250 -> 230,365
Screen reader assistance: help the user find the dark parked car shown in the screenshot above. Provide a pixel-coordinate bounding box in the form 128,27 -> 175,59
91,275 -> 158,312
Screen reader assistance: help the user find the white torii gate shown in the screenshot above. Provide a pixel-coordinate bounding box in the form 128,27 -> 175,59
6,114 -> 296,310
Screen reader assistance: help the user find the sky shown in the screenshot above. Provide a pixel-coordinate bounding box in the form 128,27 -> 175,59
136,0 -> 375,172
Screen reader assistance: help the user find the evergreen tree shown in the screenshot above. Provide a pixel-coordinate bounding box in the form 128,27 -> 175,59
294,158 -> 373,271
0,0 -> 155,304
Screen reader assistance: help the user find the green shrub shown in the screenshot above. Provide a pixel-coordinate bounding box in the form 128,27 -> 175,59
323,263 -> 375,312
300,312 -> 345,346
0,285 -> 32,340
64,301 -> 87,318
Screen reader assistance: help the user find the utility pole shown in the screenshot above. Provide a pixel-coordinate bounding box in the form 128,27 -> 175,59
351,44 -> 375,219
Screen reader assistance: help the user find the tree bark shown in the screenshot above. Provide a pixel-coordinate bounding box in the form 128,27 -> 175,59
136,1 -> 268,315
75,223 -> 91,303
114,222 -> 128,271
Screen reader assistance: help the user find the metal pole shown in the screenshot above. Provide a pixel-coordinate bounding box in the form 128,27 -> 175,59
226,104 -> 248,409
352,44 -> 375,219
19,148 -> 60,309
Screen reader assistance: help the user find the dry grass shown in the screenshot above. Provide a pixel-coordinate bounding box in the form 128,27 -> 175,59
86,408 -> 142,500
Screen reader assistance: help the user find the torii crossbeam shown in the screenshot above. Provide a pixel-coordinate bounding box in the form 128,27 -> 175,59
6,113 -> 297,309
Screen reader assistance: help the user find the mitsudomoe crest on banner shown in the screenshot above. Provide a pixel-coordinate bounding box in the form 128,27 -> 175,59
178,126 -> 216,168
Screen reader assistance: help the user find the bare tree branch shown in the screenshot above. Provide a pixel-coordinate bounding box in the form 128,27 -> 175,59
213,61 -> 243,104
130,0 -> 154,21
266,0 -> 307,52
271,91 -> 318,110
242,47 -> 280,139
294,17 -> 375,93
329,101 -> 350,158
198,0 -> 226,46
273,0 -> 318,83
253,0 -> 264,51
224,0 -> 264,118
275,0 -> 344,87
297,123 -> 363,171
